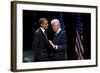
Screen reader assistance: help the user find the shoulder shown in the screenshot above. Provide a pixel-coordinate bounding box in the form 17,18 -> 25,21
35,28 -> 41,34
61,30 -> 66,35
60,30 -> 67,38
34,28 -> 42,36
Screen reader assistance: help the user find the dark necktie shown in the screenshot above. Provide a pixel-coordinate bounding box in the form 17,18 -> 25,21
44,31 -> 48,41
55,33 -> 58,37
53,33 -> 58,44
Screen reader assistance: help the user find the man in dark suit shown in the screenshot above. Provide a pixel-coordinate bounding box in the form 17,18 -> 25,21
32,18 -> 49,62
49,19 -> 67,61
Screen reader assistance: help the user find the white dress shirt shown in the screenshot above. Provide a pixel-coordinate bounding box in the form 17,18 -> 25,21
40,27 -> 45,33
56,28 -> 61,34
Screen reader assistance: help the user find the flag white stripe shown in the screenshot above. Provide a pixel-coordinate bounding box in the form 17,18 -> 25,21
75,30 -> 84,59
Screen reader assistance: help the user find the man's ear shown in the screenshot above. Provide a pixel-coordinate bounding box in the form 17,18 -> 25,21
40,24 -> 43,26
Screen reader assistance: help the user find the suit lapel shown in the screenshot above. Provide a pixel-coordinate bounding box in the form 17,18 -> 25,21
56,30 -> 62,37
53,30 -> 62,43
39,28 -> 48,42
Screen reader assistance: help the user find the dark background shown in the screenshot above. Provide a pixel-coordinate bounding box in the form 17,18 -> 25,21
23,10 -> 91,62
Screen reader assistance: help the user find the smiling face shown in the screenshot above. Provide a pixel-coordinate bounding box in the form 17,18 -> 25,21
52,22 -> 60,32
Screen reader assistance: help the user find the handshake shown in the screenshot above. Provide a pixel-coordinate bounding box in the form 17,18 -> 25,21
49,40 -> 56,49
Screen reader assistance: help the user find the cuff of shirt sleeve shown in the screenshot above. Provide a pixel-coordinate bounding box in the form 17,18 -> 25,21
55,45 -> 58,49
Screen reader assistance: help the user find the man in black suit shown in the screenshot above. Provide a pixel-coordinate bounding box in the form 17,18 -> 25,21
49,19 -> 67,61
32,18 -> 49,62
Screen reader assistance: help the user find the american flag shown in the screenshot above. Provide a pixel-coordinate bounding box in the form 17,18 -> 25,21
75,14 -> 84,60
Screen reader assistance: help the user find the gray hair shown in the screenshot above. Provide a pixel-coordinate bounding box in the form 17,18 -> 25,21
51,19 -> 60,25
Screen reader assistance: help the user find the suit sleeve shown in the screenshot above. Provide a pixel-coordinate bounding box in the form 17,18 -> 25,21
32,32 -> 40,54
56,33 -> 67,51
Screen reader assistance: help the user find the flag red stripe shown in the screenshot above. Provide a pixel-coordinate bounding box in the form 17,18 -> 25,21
75,31 -> 84,59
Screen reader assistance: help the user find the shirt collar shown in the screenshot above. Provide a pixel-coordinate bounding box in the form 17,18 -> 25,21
40,27 -> 45,33
56,28 -> 61,34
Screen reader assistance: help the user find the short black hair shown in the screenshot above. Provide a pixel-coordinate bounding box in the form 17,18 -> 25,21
39,18 -> 47,25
